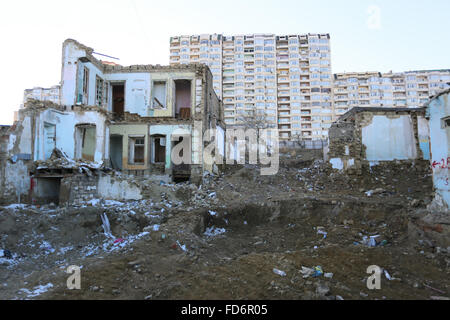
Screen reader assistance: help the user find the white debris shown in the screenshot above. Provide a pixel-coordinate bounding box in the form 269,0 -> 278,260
58,246 -> 73,255
39,241 -> 55,254
3,204 -> 27,210
208,210 -> 217,216
176,240 -> 187,252
204,226 -> 226,237
20,283 -> 53,298
103,200 -> 124,207
384,269 -> 392,280
100,213 -> 115,239
300,266 -> 315,278
317,229 -> 328,239
273,268 -> 287,277
87,199 -> 101,206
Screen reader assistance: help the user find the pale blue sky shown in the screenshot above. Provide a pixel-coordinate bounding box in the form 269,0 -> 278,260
0,0 -> 449,125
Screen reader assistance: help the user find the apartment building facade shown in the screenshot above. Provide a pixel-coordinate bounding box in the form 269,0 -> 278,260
170,33 -> 333,141
333,70 -> 450,116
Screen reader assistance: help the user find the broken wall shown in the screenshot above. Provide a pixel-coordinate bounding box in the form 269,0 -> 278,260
109,124 -> 149,172
362,114 -> 417,161
427,92 -> 450,210
32,108 -> 107,163
97,174 -> 142,201
150,124 -> 192,171
1,160 -> 30,204
58,173 -> 143,205
328,109 -> 426,172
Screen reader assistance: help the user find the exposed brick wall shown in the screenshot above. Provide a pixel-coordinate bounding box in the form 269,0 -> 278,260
60,174 -> 99,205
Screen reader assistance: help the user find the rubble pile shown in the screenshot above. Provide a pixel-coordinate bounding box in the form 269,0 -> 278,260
33,148 -> 106,173
0,151 -> 448,300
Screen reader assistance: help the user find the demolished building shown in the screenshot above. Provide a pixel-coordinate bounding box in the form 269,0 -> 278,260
426,89 -> 450,210
327,107 -> 430,173
1,39 -> 226,205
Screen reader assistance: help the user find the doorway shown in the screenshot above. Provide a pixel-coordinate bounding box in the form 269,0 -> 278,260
44,123 -> 56,160
112,83 -> 125,117
151,135 -> 166,164
110,135 -> 123,170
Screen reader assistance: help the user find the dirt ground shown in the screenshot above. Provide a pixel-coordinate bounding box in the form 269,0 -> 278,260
0,151 -> 449,300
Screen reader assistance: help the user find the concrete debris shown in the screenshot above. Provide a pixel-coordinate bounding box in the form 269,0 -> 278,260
0,143 -> 447,300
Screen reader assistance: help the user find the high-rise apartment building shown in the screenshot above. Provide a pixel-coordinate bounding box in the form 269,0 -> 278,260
333,70 -> 450,116
170,33 -> 333,141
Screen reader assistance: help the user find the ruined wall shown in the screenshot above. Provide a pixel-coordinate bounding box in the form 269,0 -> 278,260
1,121 -> 33,204
418,116 -> 431,161
58,173 -> 143,205
427,92 -> 450,210
59,174 -> 99,205
361,114 -> 417,161
109,124 -> 149,171
149,124 -> 192,171
32,108 -> 107,163
0,160 -> 31,204
97,174 -> 142,201
328,120 -> 360,171
328,109 -> 426,173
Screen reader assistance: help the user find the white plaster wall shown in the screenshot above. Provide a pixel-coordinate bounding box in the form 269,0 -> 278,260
61,42 -> 88,106
17,116 -> 33,154
4,160 -> 30,199
362,115 -> 417,161
97,175 -> 142,201
418,116 -> 430,160
34,109 -> 106,163
216,125 -> 225,157
105,73 -> 151,116
427,94 -> 450,209
84,62 -> 106,106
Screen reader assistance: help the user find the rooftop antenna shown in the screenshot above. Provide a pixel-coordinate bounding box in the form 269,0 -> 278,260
93,52 -> 120,61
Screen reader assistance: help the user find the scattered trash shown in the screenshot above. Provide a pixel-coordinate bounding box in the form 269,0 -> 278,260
313,266 -> 323,277
2,250 -> 12,259
324,273 -> 334,279
300,266 -> 315,278
204,226 -> 226,237
273,268 -> 287,277
369,235 -> 379,247
176,241 -> 187,252
317,228 -> 328,239
20,283 -> 54,298
208,210 -> 217,216
365,188 -> 385,197
383,269 -> 392,280
114,238 -> 125,244
423,283 -> 446,294
359,235 -> 385,247
100,212 -> 115,239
